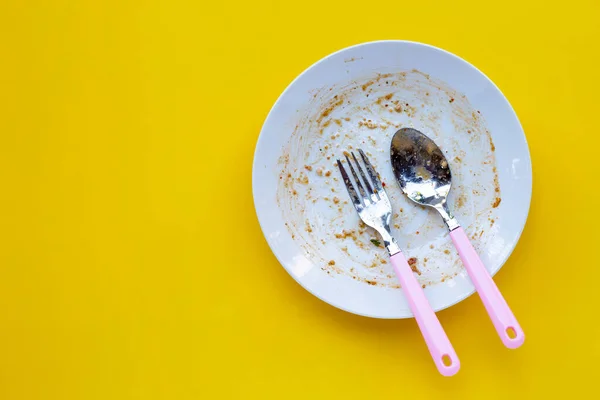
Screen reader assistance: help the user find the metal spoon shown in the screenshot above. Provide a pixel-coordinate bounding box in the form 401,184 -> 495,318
390,127 -> 524,349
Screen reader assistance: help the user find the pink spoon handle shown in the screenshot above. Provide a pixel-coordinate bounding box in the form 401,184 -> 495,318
449,227 -> 524,348
390,251 -> 460,376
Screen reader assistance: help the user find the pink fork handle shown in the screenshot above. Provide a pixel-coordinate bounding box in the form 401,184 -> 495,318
390,252 -> 460,376
449,227 -> 524,349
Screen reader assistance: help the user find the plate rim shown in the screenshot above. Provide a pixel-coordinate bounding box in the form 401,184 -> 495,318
252,40 -> 532,319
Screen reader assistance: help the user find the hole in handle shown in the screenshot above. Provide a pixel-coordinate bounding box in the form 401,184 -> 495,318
506,327 -> 517,339
442,354 -> 452,367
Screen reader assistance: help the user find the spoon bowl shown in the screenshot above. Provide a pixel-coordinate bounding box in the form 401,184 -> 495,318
390,127 -> 458,230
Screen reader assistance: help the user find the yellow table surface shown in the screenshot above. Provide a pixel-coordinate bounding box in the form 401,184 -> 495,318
1,0 -> 599,398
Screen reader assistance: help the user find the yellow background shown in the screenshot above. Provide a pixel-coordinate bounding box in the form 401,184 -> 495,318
1,0 -> 599,398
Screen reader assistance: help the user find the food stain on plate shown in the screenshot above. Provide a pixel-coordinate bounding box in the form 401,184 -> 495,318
276,70 -> 500,289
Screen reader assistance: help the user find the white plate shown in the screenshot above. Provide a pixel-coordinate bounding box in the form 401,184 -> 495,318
252,41 -> 531,319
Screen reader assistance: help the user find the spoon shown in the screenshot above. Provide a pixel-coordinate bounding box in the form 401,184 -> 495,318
390,127 -> 524,349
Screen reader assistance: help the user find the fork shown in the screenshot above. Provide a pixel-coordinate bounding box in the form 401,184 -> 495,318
337,149 -> 460,376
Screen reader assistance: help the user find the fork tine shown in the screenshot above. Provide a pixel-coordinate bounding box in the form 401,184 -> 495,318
336,159 -> 363,208
351,151 -> 374,196
344,154 -> 368,201
358,149 -> 383,192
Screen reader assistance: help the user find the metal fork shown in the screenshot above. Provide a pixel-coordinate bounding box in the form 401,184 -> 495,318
337,149 -> 460,377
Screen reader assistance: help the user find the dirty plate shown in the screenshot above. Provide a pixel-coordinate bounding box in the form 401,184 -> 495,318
252,41 -> 531,318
